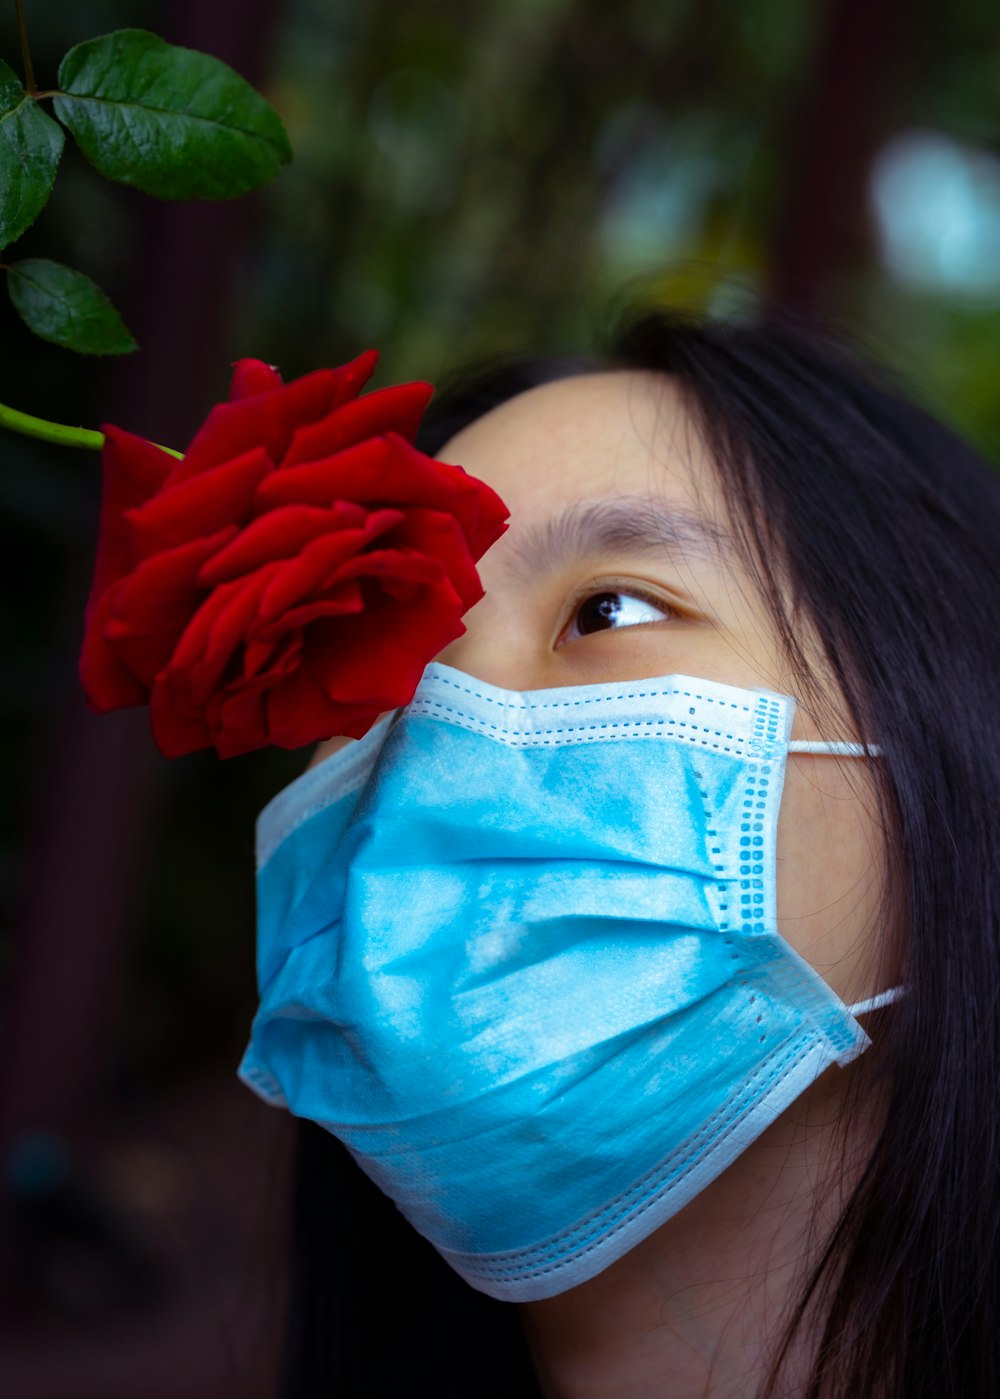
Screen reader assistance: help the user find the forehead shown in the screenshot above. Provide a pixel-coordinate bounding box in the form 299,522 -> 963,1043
436,369 -> 718,518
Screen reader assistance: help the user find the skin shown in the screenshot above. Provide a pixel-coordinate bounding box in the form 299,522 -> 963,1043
311,371 -> 890,1397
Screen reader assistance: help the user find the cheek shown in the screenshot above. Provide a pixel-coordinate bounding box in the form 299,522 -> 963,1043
774,759 -> 885,1002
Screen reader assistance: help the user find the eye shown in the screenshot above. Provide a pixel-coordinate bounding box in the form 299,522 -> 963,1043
561,586 -> 680,643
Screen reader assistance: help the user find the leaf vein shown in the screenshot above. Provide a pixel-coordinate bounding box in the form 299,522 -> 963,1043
0,93 -> 32,127
61,92 -> 285,147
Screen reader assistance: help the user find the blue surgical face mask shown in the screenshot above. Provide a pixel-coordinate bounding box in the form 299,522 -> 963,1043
239,662 -> 902,1302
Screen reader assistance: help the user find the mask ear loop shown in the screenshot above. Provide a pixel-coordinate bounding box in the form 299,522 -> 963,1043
788,740 -> 882,757
848,986 -> 907,1016
786,738 -> 906,1017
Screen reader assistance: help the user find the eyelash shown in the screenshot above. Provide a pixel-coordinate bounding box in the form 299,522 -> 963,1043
559,581 -> 682,643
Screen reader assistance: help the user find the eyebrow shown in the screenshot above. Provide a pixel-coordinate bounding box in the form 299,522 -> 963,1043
502,495 -> 730,583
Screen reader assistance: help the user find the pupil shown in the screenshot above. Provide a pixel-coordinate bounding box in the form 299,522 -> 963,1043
578,592 -> 621,634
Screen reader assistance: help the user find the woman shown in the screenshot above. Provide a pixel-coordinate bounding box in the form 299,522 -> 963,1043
262,303 -> 1000,1397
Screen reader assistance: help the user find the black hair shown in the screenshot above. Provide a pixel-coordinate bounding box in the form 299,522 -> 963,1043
280,303 -> 1000,1398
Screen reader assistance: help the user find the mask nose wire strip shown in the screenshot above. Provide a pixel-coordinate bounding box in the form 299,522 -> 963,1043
788,740 -> 882,757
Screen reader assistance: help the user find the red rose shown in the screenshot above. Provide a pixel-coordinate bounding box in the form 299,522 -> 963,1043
79,351 -> 509,758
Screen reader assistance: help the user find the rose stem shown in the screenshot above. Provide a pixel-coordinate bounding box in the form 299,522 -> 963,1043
14,0 -> 36,95
0,400 -> 184,457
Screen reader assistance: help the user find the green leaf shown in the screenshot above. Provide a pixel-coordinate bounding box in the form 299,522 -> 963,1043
0,59 -> 64,249
6,258 -> 138,355
52,29 -> 292,200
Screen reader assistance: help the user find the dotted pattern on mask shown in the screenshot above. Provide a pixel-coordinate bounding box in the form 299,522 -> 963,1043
690,692 -> 784,1067
405,681 -> 758,752
740,696 -> 784,1045
419,670 -> 756,714
690,758 -> 768,1051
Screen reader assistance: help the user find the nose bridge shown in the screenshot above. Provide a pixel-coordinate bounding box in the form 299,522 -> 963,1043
430,637 -> 549,694
432,590 -> 553,692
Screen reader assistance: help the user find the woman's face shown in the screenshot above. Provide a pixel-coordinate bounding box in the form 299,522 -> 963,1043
315,369 -> 885,1005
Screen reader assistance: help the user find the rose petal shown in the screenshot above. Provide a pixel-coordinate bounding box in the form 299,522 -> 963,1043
283,382 -> 433,467
312,549 -> 446,616
425,453 -> 511,559
242,630 -> 303,685
368,508 -> 482,609
211,685 -> 272,758
254,512 -> 405,623
97,526 -> 238,689
229,359 -> 285,399
125,446 -> 272,557
166,352 -> 379,487
86,427 -> 180,615
346,555 -> 439,605
198,502 -> 398,587
148,674 -> 213,757
79,587 -> 150,710
255,432 -> 509,560
261,658 -> 366,750
168,567 -> 278,709
306,579 -> 465,707
82,345 -> 513,759
255,583 -> 364,637
450,469 -> 510,560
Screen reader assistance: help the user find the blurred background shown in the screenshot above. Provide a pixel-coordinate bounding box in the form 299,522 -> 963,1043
0,0 -> 997,1393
